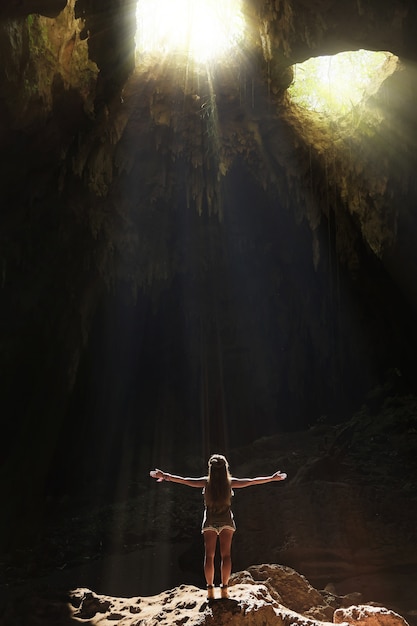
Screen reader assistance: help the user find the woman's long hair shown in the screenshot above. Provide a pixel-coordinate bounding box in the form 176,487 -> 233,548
204,454 -> 232,511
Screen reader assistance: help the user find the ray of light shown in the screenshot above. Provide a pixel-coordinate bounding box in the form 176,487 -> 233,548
135,0 -> 245,64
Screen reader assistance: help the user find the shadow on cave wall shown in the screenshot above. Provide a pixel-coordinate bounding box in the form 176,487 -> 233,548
43,158 -> 416,507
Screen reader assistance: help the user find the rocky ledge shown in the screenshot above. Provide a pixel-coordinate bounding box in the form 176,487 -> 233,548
2,564 -> 412,626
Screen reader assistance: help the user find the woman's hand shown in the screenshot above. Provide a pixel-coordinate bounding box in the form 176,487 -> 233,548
272,471 -> 287,481
150,468 -> 166,482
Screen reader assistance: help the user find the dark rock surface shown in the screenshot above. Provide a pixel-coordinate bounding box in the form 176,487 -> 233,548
1,3 -> 417,624
2,399 -> 417,622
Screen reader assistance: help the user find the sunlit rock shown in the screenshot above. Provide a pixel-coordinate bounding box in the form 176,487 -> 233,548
334,605 -> 410,626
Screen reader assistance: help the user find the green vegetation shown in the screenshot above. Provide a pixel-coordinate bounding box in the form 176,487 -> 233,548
288,50 -> 397,117
26,13 -> 55,61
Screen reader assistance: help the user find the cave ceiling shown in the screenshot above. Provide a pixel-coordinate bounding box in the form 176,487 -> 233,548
1,0 -> 417,438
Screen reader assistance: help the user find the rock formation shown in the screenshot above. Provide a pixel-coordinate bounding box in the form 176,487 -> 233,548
1,2 -> 417,625
2,564 -> 412,626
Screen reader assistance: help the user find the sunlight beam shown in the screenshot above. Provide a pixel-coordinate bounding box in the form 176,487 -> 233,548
135,0 -> 245,64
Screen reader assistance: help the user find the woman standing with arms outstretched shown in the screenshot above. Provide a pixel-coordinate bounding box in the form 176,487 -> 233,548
150,453 -> 287,599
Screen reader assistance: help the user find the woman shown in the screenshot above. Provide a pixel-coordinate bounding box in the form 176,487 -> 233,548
150,453 -> 286,599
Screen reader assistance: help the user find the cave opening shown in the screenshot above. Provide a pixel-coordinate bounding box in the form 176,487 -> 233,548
288,49 -> 399,117
135,0 -> 246,64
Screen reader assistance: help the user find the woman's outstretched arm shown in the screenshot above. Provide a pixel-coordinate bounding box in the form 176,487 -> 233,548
231,471 -> 287,488
150,468 -> 207,488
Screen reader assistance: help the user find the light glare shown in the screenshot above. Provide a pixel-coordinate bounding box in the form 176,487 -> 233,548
289,50 -> 398,116
135,0 -> 245,63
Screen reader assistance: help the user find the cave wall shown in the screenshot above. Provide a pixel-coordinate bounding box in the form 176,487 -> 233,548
1,0 -> 417,546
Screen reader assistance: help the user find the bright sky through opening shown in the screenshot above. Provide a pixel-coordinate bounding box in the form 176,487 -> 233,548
289,50 -> 398,116
135,0 -> 245,64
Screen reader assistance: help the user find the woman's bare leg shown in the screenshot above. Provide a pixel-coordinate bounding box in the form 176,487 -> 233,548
219,529 -> 234,587
203,530 -> 217,586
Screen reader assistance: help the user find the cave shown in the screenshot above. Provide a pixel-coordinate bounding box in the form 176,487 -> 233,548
2,0 -> 417,620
